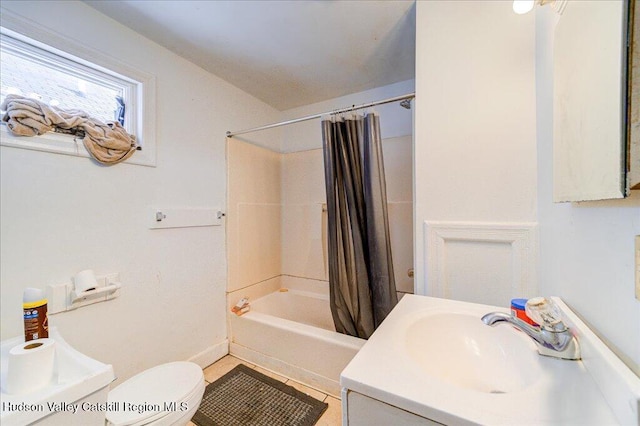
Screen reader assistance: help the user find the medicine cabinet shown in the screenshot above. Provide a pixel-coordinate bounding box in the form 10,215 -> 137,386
553,0 -> 639,202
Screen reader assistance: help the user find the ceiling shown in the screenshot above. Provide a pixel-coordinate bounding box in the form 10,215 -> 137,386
84,0 -> 416,111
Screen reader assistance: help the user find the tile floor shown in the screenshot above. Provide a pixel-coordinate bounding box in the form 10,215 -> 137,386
188,355 -> 342,426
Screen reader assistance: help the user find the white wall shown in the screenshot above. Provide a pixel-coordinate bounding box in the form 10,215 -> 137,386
0,1 -> 280,384
536,7 -> 640,374
414,1 -> 538,305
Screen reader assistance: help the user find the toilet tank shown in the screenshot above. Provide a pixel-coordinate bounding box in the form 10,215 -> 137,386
1,327 -> 115,425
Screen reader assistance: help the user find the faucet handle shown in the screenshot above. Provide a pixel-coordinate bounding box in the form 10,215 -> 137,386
525,297 -> 565,330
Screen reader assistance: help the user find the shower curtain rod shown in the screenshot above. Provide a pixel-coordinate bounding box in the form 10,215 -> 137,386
225,92 -> 415,138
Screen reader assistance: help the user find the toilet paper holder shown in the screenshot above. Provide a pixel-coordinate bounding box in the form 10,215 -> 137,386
70,269 -> 121,306
47,272 -> 122,314
71,281 -> 121,305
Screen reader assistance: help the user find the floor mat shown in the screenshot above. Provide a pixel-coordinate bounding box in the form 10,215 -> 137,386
192,364 -> 328,426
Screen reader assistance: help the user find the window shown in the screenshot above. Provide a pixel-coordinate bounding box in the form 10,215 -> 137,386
0,25 -> 156,166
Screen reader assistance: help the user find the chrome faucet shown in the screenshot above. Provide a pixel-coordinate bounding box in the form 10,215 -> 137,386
481,298 -> 581,360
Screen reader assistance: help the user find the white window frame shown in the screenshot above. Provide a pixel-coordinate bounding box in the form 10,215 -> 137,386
0,19 -> 156,167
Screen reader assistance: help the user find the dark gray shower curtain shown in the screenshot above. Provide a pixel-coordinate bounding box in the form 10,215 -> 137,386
321,113 -> 398,339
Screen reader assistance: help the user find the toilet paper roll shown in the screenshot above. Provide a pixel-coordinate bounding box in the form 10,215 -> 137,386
5,338 -> 56,395
74,269 -> 98,294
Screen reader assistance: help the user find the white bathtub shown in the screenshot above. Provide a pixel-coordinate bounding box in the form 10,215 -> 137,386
229,276 -> 365,397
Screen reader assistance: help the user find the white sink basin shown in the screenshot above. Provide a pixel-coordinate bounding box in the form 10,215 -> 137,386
406,312 -> 541,393
341,295 -> 640,425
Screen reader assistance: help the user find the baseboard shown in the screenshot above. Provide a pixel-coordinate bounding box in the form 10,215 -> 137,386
188,339 -> 229,369
230,342 -> 341,398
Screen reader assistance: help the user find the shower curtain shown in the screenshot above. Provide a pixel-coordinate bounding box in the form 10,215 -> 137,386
321,113 -> 398,339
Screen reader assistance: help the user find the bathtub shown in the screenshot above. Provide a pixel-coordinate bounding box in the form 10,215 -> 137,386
229,276 -> 365,397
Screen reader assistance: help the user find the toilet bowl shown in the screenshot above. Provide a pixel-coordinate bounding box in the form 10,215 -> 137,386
105,361 -> 205,426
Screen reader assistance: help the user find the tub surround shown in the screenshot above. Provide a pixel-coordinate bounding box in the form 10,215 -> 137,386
341,295 -> 640,425
281,136 -> 414,295
226,139 -> 282,294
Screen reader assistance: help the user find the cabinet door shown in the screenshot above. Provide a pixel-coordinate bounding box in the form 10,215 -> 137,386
553,0 -> 628,202
345,390 -> 443,426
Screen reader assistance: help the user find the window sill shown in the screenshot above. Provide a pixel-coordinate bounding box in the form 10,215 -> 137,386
0,126 -> 156,167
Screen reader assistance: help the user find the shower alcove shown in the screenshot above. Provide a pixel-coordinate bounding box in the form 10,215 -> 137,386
225,84 -> 415,396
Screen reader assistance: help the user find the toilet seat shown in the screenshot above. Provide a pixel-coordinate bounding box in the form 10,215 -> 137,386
106,361 -> 205,426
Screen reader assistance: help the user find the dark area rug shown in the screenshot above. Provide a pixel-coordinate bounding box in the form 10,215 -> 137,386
192,364 -> 328,426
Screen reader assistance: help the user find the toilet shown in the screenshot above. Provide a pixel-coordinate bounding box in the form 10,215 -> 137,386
105,361 -> 205,426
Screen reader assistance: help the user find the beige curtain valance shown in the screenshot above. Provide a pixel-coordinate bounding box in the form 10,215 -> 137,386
1,94 -> 137,165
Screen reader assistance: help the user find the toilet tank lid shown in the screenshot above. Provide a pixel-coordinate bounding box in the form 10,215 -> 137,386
106,361 -> 204,426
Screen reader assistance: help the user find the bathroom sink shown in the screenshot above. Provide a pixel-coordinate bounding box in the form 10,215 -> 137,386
405,312 -> 540,393
341,295 -> 640,425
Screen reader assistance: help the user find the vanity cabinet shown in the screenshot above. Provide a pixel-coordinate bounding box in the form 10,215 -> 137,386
342,390 -> 441,426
